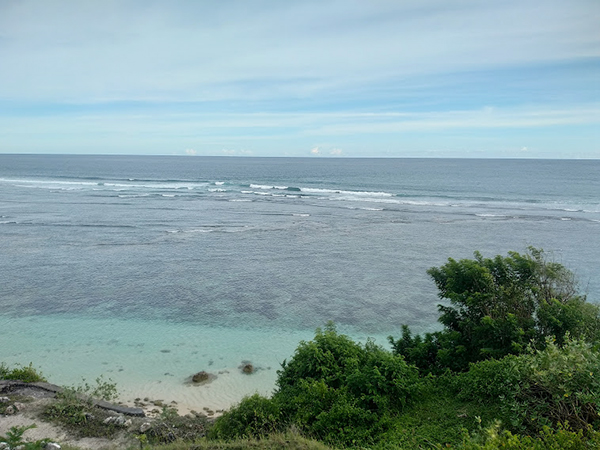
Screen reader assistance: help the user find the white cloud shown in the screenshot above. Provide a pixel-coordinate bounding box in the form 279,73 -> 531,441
221,148 -> 253,156
0,1 -> 597,103
305,106 -> 600,135
185,149 -> 197,155
0,0 -> 598,158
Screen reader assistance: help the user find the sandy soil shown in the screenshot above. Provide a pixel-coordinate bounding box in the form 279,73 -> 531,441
0,392 -> 137,449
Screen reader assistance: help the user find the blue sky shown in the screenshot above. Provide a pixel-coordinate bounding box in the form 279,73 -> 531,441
0,0 -> 598,158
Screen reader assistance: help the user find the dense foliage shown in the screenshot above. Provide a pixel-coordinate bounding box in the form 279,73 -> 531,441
455,338 -> 600,433
390,247 -> 600,374
212,248 -> 600,449
212,323 -> 420,446
4,248 -> 597,449
456,422 -> 600,450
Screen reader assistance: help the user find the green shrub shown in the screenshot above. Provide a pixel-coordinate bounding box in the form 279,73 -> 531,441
454,338 -> 600,433
457,422 -> 600,449
276,378 -> 387,446
210,394 -> 282,439
278,324 -> 418,446
391,248 -> 599,374
0,424 -> 51,450
453,355 -> 522,405
44,376 -> 121,438
537,297 -> 600,346
277,323 -> 363,392
79,375 -> 118,402
518,338 -> 600,431
278,323 -> 420,414
0,362 -> 46,382
214,324 -> 419,447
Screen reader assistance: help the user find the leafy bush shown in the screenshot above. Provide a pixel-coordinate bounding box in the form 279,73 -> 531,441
0,362 -> 46,382
44,376 -> 121,437
454,338 -> 600,433
278,323 -> 420,414
0,424 -> 51,450
210,394 -> 282,439
391,248 -> 599,374
280,379 -> 388,446
277,323 -> 363,392
456,422 -> 600,450
537,297 -> 600,346
214,324 -> 419,447
79,375 -> 118,402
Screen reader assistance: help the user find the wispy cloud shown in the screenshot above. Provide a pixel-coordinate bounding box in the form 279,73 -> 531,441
1,1 -> 598,103
0,1 -> 598,157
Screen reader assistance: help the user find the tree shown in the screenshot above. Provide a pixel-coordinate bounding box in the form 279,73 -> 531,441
390,247 -> 599,374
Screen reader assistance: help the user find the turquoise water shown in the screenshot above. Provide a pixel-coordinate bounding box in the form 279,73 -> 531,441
1,155 -> 598,410
0,314 -> 319,412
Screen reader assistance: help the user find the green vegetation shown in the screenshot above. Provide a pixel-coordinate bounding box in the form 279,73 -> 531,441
0,425 -> 51,450
2,248 -> 598,449
455,337 -> 600,433
390,247 -> 600,374
211,323 -> 420,447
211,248 -> 600,449
140,405 -> 210,445
0,362 -> 46,382
144,431 -> 332,450
43,376 -> 123,438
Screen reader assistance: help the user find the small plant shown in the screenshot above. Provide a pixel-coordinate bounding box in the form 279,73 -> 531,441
159,405 -> 179,422
45,385 -> 92,426
142,409 -> 210,444
43,377 -> 121,438
0,424 -> 51,450
81,375 -> 118,402
135,432 -> 148,449
0,362 -> 46,383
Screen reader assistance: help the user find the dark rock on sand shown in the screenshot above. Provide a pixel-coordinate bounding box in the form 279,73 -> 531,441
241,363 -> 254,374
188,371 -> 216,385
192,371 -> 209,383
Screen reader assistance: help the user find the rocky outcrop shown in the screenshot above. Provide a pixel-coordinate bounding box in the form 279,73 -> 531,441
239,361 -> 255,374
192,371 -> 209,383
187,371 -> 216,385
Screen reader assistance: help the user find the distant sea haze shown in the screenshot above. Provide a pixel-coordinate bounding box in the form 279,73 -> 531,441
1,155 -> 598,410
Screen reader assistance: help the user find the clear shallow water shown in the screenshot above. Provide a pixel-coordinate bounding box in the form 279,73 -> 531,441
1,155 -> 599,409
0,314 -> 314,412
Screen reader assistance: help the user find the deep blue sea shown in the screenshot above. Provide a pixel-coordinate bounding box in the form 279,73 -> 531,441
1,155 -> 599,410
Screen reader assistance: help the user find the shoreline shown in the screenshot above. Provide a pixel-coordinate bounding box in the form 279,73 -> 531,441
1,314 -> 398,418
0,378 -> 216,450
0,314 -> 318,417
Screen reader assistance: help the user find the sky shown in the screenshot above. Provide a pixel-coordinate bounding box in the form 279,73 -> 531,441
0,0 -> 599,158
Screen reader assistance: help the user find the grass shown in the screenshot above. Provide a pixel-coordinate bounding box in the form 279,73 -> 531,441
0,362 -> 46,383
142,431 -> 333,450
369,380 -> 502,449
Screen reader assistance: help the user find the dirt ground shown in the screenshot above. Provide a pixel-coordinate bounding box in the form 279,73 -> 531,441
0,388 -> 138,450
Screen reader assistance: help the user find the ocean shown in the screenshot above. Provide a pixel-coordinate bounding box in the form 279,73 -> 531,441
1,155 -> 598,411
